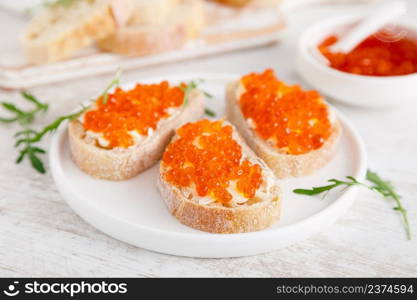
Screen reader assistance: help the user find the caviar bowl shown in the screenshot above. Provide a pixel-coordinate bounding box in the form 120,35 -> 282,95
296,14 -> 417,108
49,73 -> 366,258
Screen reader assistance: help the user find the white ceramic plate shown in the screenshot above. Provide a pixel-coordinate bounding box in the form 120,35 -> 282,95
50,74 -> 367,258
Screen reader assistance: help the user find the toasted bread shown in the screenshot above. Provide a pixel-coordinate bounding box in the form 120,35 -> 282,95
97,0 -> 204,56
157,120 -> 281,234
68,89 -> 205,180
22,0 -> 132,64
226,80 -> 342,178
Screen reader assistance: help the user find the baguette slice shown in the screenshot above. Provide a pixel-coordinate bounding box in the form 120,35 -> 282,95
157,120 -> 282,234
226,81 -> 342,178
211,0 -> 281,7
128,0 -> 180,26
97,0 -> 204,56
69,89 -> 205,180
22,0 -> 133,64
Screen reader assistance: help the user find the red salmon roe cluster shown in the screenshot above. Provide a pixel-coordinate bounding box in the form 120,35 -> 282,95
83,81 -> 185,148
319,34 -> 417,76
240,69 -> 332,155
162,120 -> 263,204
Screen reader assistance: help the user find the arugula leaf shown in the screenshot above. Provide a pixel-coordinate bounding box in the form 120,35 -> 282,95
2,102 -> 23,114
15,107 -> 88,147
0,91 -> 78,174
180,79 -> 212,107
293,176 -> 368,195
28,150 -> 46,174
294,170 -> 411,240
101,69 -> 122,105
21,92 -> 48,112
0,92 -> 48,126
44,0 -> 78,7
12,106 -> 87,174
181,81 -> 198,107
2,71 -> 121,174
203,91 -> 213,99
366,170 -> 411,240
15,129 -> 37,138
16,148 -> 29,164
204,108 -> 216,117
0,116 -> 18,123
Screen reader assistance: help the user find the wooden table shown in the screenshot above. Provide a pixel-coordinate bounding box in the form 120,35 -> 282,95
0,2 -> 416,277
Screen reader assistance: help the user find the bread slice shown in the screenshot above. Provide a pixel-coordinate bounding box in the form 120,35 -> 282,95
157,120 -> 282,234
97,0 -> 204,56
226,81 -> 342,178
128,0 -> 180,26
68,89 -> 205,180
211,0 -> 281,7
178,0 -> 205,39
212,0 -> 251,6
22,0 -> 133,64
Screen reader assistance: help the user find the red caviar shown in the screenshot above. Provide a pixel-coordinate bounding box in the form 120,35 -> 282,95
240,69 -> 332,155
83,81 -> 185,148
319,34 -> 417,76
162,120 -> 263,204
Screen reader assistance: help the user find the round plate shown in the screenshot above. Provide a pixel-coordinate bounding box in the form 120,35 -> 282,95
50,74 -> 367,258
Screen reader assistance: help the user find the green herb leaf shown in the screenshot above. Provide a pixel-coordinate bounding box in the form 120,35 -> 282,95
2,102 -> 23,114
0,116 -> 18,123
14,129 -> 37,137
203,91 -> 213,98
15,107 -> 88,147
12,104 -> 87,173
293,177 -> 363,196
180,79 -> 212,107
1,92 -> 49,172
1,93 -> 49,126
28,152 -> 45,174
294,170 -> 411,240
1,70 -> 121,174
181,81 -> 198,107
32,147 -> 46,154
293,182 -> 339,195
21,92 -> 49,112
16,148 -> 29,164
44,0 -> 77,7
366,170 -> 411,240
204,108 -> 216,117
101,69 -> 122,105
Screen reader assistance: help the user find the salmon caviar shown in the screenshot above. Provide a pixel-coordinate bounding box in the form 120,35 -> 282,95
83,81 -> 185,148
240,69 -> 332,155
319,34 -> 417,76
162,120 -> 263,205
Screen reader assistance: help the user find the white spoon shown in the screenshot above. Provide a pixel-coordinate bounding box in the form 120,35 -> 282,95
329,0 -> 407,53
312,0 -> 407,64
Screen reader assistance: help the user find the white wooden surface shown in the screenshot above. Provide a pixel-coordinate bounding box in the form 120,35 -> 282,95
0,2 -> 416,277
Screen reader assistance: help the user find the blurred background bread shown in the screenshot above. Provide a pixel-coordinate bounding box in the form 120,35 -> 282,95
97,0 -> 205,56
22,0 -> 133,64
128,0 -> 180,26
2,0 -> 287,88
210,0 -> 281,7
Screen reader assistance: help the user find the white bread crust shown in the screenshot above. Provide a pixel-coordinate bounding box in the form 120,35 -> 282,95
157,121 -> 282,234
226,81 -> 342,178
69,89 -> 205,180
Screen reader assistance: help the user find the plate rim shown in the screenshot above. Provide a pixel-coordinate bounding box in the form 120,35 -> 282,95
49,73 -> 368,256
